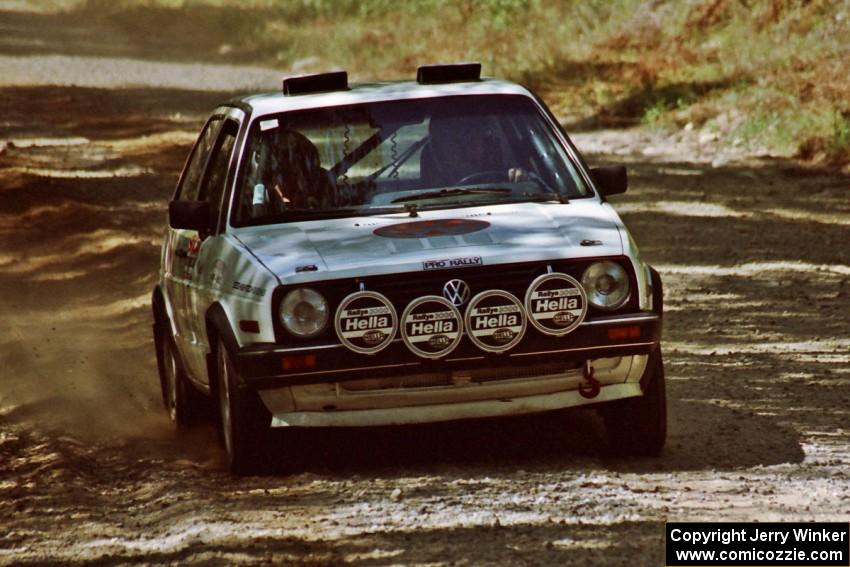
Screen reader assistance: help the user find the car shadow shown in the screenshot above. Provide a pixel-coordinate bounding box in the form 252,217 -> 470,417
256,389 -> 803,477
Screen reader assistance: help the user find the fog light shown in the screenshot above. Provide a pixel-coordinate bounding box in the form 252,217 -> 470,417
281,354 -> 317,370
607,325 -> 641,340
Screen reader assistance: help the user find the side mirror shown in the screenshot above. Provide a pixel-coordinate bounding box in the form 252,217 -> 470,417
590,165 -> 628,197
169,200 -> 210,232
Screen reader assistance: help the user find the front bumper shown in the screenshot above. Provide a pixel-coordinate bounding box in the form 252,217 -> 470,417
269,382 -> 643,427
234,311 -> 661,389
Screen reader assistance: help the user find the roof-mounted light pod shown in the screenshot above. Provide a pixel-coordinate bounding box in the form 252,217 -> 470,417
416,62 -> 481,85
282,70 -> 349,96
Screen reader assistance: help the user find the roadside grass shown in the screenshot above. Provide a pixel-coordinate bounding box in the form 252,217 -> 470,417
53,0 -> 850,165
826,111 -> 850,162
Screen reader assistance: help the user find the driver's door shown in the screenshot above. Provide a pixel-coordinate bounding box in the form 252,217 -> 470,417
182,118 -> 241,383
164,116 -> 223,377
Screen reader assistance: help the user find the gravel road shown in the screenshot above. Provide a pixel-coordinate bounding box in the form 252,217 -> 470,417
1,6 -> 849,566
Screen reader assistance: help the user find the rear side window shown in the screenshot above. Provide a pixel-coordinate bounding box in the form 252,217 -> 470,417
176,117 -> 222,201
200,121 -> 238,231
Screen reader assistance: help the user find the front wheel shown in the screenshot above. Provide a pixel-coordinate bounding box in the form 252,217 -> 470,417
602,350 -> 667,456
217,338 -> 271,475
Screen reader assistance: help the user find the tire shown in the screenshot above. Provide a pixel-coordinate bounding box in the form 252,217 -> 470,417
603,349 -> 667,457
155,319 -> 206,428
216,337 -> 271,475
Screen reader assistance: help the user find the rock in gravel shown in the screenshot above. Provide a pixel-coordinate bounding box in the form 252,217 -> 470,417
390,488 -> 402,501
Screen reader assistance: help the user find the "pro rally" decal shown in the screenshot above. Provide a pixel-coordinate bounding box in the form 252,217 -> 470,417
524,273 -> 587,336
335,291 -> 398,354
423,256 -> 483,271
464,290 -> 527,353
400,296 -> 463,359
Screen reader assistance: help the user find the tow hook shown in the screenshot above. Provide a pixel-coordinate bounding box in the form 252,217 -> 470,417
578,361 -> 601,399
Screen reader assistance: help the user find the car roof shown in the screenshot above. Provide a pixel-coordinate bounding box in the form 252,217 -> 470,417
229,79 -> 535,118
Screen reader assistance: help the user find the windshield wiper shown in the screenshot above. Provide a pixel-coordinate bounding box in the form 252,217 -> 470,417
517,190 -> 569,204
244,206 -> 402,225
517,176 -> 569,204
391,187 -> 511,204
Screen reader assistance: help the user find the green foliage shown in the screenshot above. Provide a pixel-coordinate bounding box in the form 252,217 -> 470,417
642,98 -> 667,128
74,0 -> 850,163
829,111 -> 850,159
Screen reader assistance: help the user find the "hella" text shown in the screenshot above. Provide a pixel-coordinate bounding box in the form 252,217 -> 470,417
410,320 -> 454,335
345,316 -> 389,331
474,314 -> 518,329
535,297 -> 578,312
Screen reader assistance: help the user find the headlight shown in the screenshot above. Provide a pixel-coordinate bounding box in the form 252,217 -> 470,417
279,288 -> 329,338
581,261 -> 629,310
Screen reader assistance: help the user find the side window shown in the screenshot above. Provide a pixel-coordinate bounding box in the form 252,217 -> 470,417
199,121 -> 238,230
176,117 -> 223,201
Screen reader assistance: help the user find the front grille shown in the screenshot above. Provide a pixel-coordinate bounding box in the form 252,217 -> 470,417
273,258 -> 637,344
367,263 -> 547,305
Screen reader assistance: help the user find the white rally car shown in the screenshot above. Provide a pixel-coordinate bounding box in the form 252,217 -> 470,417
152,64 -> 666,474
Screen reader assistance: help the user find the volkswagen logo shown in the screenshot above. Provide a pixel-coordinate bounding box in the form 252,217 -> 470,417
443,279 -> 471,306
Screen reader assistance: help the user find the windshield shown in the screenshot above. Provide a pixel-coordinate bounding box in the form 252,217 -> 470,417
232,94 -> 590,226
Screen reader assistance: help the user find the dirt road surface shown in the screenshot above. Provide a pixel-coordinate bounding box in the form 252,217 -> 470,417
1,7 -> 849,566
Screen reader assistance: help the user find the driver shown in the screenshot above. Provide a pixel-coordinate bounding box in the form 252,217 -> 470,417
267,130 -> 334,210
420,115 -> 526,187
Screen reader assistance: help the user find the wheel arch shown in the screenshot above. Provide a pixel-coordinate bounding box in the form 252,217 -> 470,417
151,287 -> 169,403
151,285 -> 166,326
151,284 -> 179,335
204,302 -> 241,400
648,265 -> 663,317
151,286 -> 196,407
643,266 -> 664,392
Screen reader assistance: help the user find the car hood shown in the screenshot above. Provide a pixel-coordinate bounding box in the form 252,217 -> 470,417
235,201 -> 625,284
